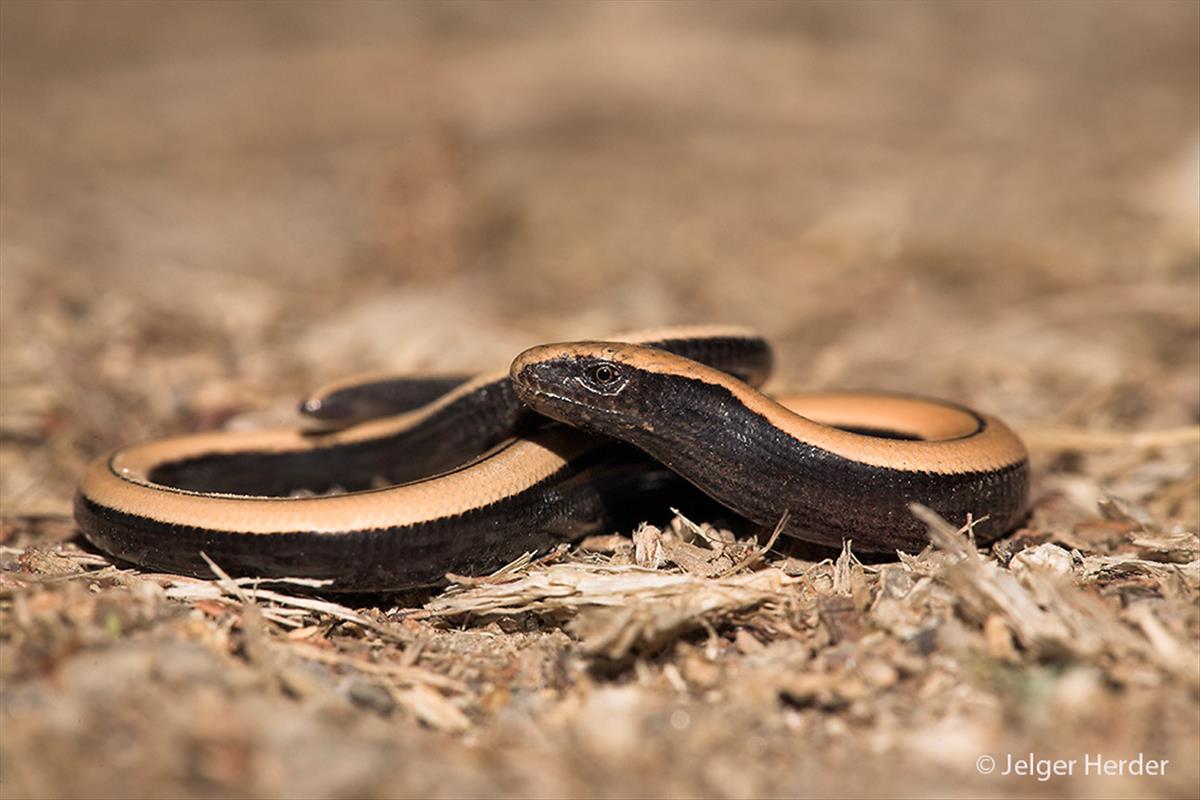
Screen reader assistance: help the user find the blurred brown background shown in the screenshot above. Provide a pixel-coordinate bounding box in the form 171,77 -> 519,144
3,0 -> 1196,504
1,2 -> 1197,798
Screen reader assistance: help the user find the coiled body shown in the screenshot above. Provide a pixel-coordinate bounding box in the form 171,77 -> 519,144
75,328 -> 1028,590
75,327 -> 771,590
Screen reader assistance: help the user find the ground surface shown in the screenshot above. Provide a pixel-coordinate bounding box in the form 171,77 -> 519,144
1,2 -> 1198,798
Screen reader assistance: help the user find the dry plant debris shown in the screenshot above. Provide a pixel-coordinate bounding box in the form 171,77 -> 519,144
3,495 -> 1198,796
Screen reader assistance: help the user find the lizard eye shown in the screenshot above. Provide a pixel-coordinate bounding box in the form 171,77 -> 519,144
592,364 -> 616,385
577,361 -> 627,395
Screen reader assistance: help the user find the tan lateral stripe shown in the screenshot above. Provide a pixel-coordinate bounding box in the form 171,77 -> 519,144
525,343 -> 1028,475
773,392 -> 981,440
304,325 -> 762,412
84,428 -> 590,535
218,327 -> 762,463
112,370 -> 511,472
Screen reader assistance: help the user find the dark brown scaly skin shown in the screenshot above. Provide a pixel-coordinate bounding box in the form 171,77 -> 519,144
76,430 -> 675,591
150,331 -> 772,496
300,374 -> 473,425
74,330 -> 771,591
149,374 -> 526,496
301,330 -> 773,426
511,344 -> 1030,553
80,329 -> 1028,590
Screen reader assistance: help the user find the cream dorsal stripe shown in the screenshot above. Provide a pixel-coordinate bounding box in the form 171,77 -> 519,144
300,323 -> 773,424
75,327 -> 1029,589
79,327 -> 775,536
83,427 -> 596,535
510,343 -> 1028,475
